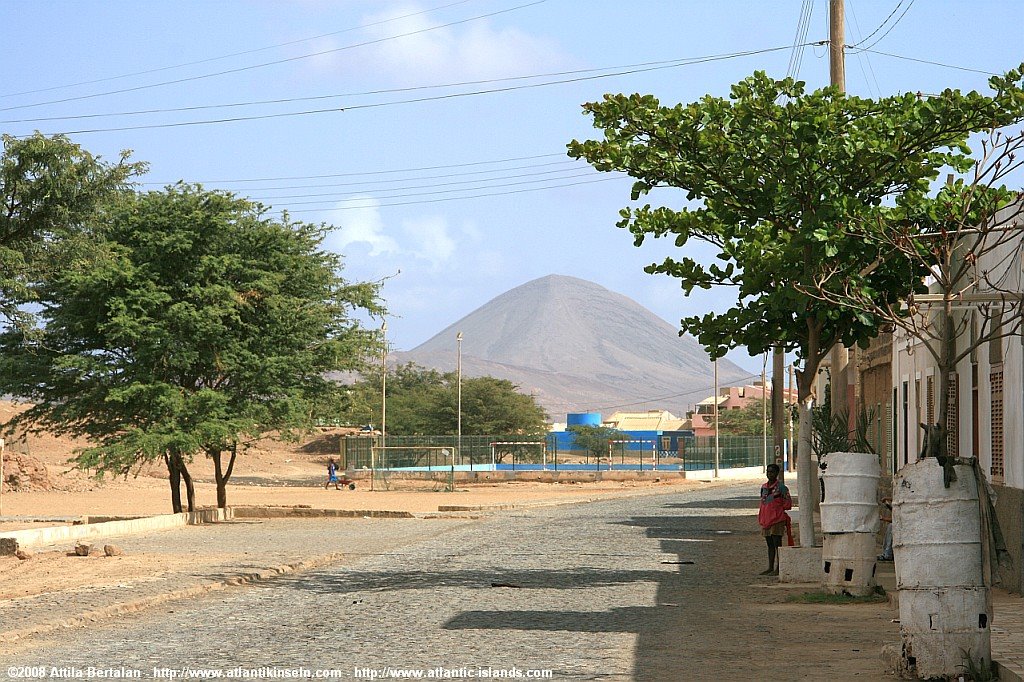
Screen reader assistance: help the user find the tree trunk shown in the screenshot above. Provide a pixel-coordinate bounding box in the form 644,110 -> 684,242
796,392 -> 817,548
178,456 -> 196,512
210,443 -> 238,509
164,453 -> 183,514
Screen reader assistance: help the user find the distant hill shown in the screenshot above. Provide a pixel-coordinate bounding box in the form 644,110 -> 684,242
391,274 -> 751,421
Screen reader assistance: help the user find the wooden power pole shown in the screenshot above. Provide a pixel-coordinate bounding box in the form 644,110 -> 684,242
828,0 -> 849,423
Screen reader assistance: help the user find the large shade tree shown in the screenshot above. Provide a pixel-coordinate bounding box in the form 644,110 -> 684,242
1,133 -> 141,328
341,363 -> 548,437
569,68 -> 1024,546
0,184 -> 384,512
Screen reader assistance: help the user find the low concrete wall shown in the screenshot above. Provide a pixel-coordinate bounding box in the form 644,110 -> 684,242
0,508 -> 232,555
231,505 -> 413,519
778,545 -> 823,583
346,468 -> 762,483
682,465 -> 764,481
994,484 -> 1024,594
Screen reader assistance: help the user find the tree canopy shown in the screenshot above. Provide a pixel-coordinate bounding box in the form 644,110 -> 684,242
0,184 -> 384,511
568,66 -> 1024,545
1,133 -> 142,328
341,362 -> 548,437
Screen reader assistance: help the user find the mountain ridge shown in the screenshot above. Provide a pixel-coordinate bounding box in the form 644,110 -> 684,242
392,274 -> 752,420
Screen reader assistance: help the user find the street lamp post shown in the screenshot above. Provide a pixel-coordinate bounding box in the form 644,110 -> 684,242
457,331 -> 464,470
374,320 -> 387,492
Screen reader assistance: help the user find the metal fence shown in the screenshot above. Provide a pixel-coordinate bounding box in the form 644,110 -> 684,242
340,435 -> 547,470
679,435 -> 771,471
339,433 -> 773,472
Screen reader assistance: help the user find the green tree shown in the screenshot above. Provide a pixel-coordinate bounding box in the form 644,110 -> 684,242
569,68 -> 1024,545
0,184 -> 384,512
434,375 -> 548,436
716,402 -> 769,436
341,363 -> 548,438
567,424 -> 625,464
1,133 -> 142,329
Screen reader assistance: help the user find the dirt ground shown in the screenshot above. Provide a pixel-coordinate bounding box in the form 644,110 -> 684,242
1,400 -> 715,602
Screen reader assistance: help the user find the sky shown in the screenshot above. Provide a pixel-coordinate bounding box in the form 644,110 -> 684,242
3,0 -> 1024,377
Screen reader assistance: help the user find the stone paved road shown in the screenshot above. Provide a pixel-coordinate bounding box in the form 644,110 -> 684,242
1,483 -> 900,680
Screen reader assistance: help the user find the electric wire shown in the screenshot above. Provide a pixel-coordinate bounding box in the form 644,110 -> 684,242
590,371 -> 765,412
0,0 -> 478,100
241,165 -> 593,199
847,0 -> 905,49
785,0 -> 813,81
0,52 -> 808,126
259,171 -> 616,206
144,153 -> 568,185
23,43 -> 814,136
185,160 -> 583,193
847,0 -> 916,53
0,0 -> 547,114
847,0 -> 883,98
266,176 -> 623,213
853,48 -> 998,76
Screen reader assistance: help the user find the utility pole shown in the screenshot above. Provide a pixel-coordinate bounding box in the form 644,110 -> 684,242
828,0 -> 849,426
794,0 -> 846,550
457,331 -> 463,470
713,358 -> 720,479
772,348 -> 786,480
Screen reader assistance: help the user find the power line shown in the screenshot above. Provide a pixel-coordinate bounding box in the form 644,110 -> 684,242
0,0 -> 547,114
249,170 -> 606,206
242,166 -> 593,199
854,48 -> 998,76
847,0 -> 882,98
269,176 -> 623,213
0,53 -> 806,126
0,0 -> 477,100
847,0 -> 904,48
785,0 -> 814,81
191,160 -> 583,192
847,0 -> 915,53
25,43 -> 812,136
589,371 -> 765,412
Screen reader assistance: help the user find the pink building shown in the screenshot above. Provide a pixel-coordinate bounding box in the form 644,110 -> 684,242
689,383 -> 797,437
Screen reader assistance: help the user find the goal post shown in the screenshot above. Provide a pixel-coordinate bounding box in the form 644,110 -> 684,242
489,441 -> 548,469
607,438 -> 659,471
368,445 -> 460,491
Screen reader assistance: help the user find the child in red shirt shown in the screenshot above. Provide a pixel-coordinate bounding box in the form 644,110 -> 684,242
758,463 -> 792,576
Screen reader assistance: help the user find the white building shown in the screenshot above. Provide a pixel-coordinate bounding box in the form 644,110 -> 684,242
891,200 -> 1024,591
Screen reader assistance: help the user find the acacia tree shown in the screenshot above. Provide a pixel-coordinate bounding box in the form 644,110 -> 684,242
569,68 -> 1024,546
566,424 -> 625,465
0,184 -> 384,512
1,133 -> 141,328
801,129 -> 1024,483
341,363 -> 548,436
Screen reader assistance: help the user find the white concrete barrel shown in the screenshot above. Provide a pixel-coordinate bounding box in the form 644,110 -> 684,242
821,532 -> 877,596
820,451 -> 881,534
893,459 -> 981,590
899,587 -> 991,680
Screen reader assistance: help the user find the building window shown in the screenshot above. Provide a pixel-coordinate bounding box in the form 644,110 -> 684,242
946,373 -> 958,458
926,375 -> 934,425
990,369 -> 1004,481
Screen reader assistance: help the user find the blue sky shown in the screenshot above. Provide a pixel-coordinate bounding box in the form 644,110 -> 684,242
3,0 -> 1023,375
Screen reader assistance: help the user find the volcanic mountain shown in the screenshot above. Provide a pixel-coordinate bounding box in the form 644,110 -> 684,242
391,274 -> 751,421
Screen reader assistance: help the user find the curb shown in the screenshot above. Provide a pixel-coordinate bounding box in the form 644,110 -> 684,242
0,551 -> 346,645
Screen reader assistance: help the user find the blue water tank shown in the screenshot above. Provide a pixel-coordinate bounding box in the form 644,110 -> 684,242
566,412 -> 601,427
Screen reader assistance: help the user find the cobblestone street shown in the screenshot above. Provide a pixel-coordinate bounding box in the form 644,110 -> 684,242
1,483 -> 901,680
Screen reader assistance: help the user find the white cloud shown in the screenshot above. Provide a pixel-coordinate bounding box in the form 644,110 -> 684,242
322,198 -> 399,257
307,3 -> 573,86
403,215 -> 455,267
322,200 -> 460,269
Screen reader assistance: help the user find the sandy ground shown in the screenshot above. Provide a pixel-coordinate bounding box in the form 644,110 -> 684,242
0,406 -> 715,603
